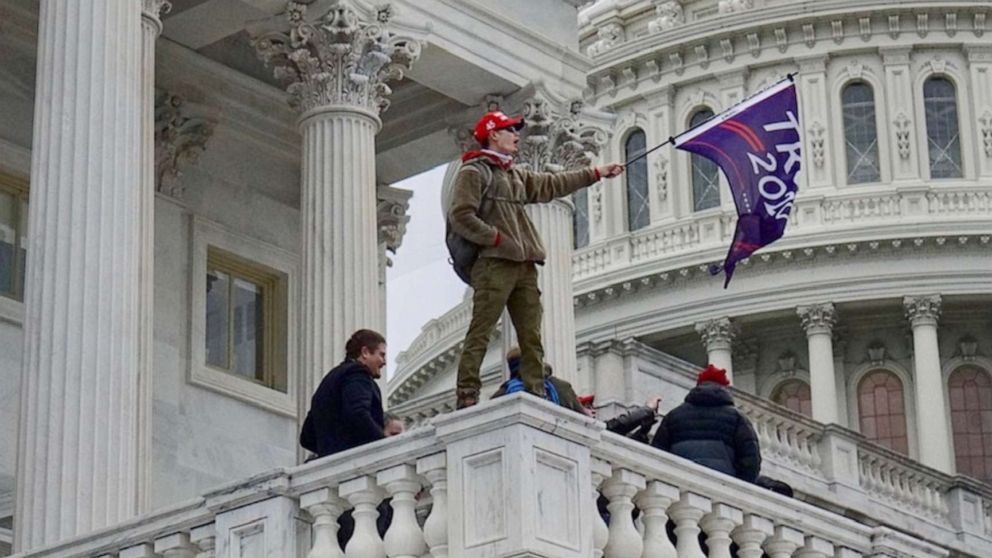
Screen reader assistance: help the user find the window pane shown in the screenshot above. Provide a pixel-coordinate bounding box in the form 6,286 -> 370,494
625,130 -> 650,231
949,366 -> 992,482
772,379 -> 812,418
690,110 -> 720,211
858,370 -> 909,454
232,278 -> 264,381
17,197 -> 27,297
205,269 -> 230,369
0,191 -> 16,297
842,82 -> 881,184
573,188 -> 589,248
924,77 -> 963,179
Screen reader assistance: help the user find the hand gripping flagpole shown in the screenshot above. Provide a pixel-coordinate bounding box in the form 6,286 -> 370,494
622,74 -> 796,169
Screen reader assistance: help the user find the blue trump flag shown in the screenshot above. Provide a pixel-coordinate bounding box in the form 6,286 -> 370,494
674,78 -> 801,287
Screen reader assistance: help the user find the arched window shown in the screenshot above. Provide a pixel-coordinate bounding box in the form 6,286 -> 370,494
948,366 -> 992,482
841,82 -> 881,184
771,379 -> 812,417
573,188 -> 589,249
624,129 -> 650,231
923,76 -> 963,178
857,370 -> 909,454
689,109 -> 720,211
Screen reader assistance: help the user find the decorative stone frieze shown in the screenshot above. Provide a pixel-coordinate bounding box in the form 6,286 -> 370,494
719,0 -> 754,14
904,294 -> 942,326
516,97 -> 607,173
587,21 -> 624,57
154,91 -> 216,199
808,121 -> 825,168
252,1 -> 420,116
654,157 -> 669,201
894,112 -> 912,160
648,1 -> 684,34
980,110 -> 992,159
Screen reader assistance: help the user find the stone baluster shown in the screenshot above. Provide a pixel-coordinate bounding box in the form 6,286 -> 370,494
340,476 -> 387,558
797,536 -> 834,558
189,524 -> 216,558
119,543 -> 157,558
601,469 -> 646,558
696,318 -> 736,379
301,488 -> 349,558
417,453 -> 448,558
251,0 -> 420,416
668,492 -> 712,558
155,532 -> 198,558
590,458 -> 612,558
797,303 -> 840,424
16,1 -> 144,548
763,525 -> 804,558
731,514 -> 774,558
904,295 -> 953,473
634,480 -> 679,558
701,503 -> 743,558
378,464 -> 428,558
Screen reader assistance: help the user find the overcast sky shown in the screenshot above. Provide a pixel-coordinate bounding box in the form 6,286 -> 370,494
385,164 -> 467,377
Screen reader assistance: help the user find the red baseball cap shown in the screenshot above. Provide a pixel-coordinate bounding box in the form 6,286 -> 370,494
473,111 -> 525,143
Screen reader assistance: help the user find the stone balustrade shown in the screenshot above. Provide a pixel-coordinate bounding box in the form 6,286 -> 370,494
573,184 -> 992,284
14,395 -> 989,557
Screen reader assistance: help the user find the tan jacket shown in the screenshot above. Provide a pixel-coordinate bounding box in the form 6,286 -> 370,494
448,156 -> 598,263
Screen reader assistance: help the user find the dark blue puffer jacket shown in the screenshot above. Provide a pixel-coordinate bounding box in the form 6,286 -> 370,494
650,382 -> 761,482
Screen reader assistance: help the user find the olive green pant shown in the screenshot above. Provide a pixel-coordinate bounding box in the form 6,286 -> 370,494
457,258 -> 545,396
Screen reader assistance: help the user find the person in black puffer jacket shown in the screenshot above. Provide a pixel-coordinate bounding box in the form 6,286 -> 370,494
650,364 -> 761,483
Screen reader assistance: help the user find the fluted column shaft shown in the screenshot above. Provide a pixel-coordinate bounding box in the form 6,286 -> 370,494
16,0 -> 144,549
797,304 -> 839,424
905,295 -> 953,473
526,199 -> 577,381
138,0 -> 169,515
300,109 -> 382,400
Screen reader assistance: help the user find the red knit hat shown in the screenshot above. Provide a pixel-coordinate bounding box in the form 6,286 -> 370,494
577,394 -> 595,406
696,364 -> 730,386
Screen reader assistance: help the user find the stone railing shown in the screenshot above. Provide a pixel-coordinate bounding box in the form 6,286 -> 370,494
12,396 -> 991,558
574,184 -> 992,283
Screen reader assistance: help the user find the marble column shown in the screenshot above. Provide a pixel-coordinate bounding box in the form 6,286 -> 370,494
696,317 -> 736,379
797,303 -> 839,424
516,96 -> 607,382
16,1 -> 144,549
904,295 -> 953,473
253,2 -> 419,413
138,0 -> 171,514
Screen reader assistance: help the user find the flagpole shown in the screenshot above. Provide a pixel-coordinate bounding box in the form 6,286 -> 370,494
622,73 -> 795,168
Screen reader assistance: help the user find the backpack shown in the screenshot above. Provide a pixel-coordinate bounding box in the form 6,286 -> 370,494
445,161 -> 495,285
503,377 -> 561,405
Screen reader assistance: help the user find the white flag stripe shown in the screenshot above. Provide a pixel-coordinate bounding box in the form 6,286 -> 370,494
674,79 -> 794,146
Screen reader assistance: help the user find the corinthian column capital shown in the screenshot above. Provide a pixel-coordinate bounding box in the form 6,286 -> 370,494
142,0 -> 172,32
797,303 -> 837,335
516,96 -> 608,173
904,294 -> 942,327
252,1 -> 421,118
696,317 -> 736,350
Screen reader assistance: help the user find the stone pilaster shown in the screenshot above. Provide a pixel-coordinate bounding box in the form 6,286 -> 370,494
138,0 -> 171,515
515,95 -> 607,383
16,1 -> 144,549
904,295 -> 953,473
696,317 -> 736,379
881,48 -> 919,181
966,46 -> 992,178
796,56 -> 832,188
797,303 -> 840,424
252,1 -> 420,415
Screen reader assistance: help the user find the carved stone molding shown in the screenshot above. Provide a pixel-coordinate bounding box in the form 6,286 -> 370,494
866,340 -> 887,365
142,0 -> 172,30
696,317 -> 737,349
797,303 -> 837,335
904,295 -> 942,326
958,335 -> 979,360
154,91 -> 216,199
587,21 -> 624,57
648,1 -> 684,34
808,121 -> 826,168
516,96 -> 608,173
252,1 -> 421,116
719,0 -> 754,14
776,350 -> 799,373
655,157 -> 669,201
894,113 -> 912,160
979,110 -> 992,159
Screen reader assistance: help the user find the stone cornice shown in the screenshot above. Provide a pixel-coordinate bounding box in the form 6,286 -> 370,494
582,2 -> 989,102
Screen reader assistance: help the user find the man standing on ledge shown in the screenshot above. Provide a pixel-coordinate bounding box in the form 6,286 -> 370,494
449,111 -> 624,409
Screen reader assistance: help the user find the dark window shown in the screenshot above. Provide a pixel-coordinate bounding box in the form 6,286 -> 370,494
924,77 -> 963,178
841,82 -> 881,183
624,129 -> 650,231
858,370 -> 909,454
689,110 -> 720,211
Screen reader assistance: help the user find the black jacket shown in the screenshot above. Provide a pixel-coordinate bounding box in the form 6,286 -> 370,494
650,383 -> 761,482
605,406 -> 657,443
300,360 -> 384,457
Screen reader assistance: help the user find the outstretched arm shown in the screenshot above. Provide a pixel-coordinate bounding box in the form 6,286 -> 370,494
519,163 -> 624,203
